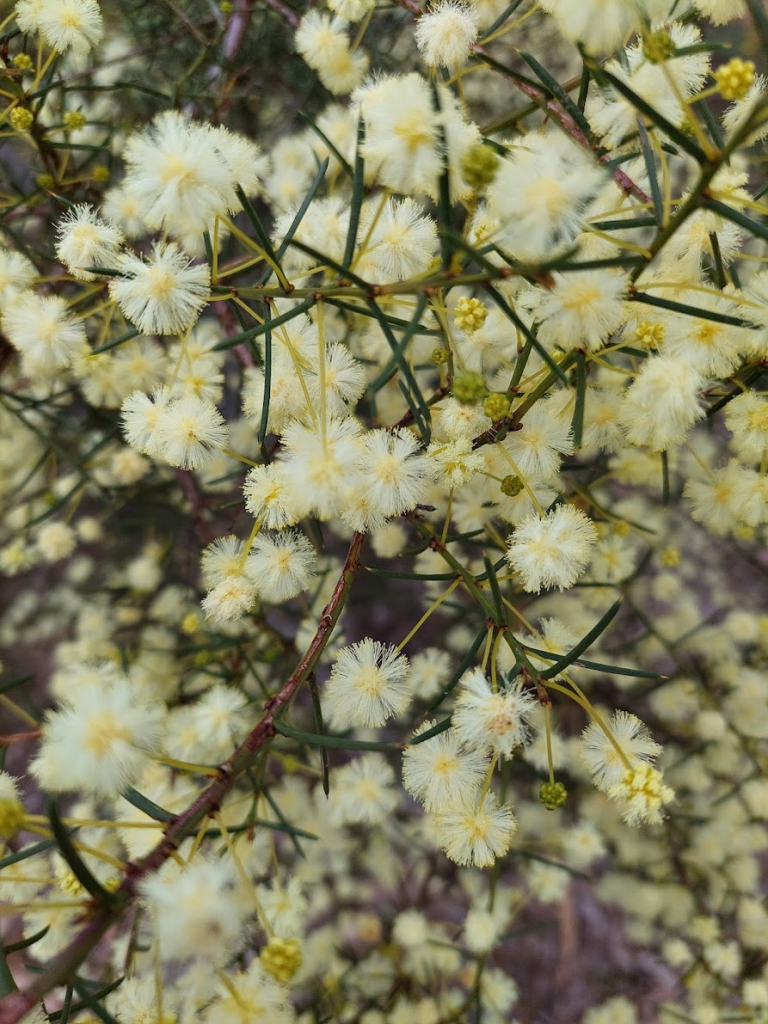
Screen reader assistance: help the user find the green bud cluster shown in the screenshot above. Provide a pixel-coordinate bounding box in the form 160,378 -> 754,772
452,370 -> 488,405
539,781 -> 568,810
461,143 -> 500,191
482,392 -> 510,421
500,475 -> 524,497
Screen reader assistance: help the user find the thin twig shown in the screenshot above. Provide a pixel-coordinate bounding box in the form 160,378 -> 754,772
263,0 -> 299,29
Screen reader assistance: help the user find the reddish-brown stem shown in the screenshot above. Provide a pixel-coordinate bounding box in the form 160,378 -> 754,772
263,0 -> 299,28
0,532 -> 365,1024
473,49 -> 649,204
223,0 -> 255,59
0,730 -> 41,746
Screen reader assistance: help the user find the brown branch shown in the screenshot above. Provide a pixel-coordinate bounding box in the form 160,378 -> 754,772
223,0 -> 255,60
263,0 -> 300,29
389,383 -> 450,432
160,0 -> 213,44
0,730 -> 40,746
209,0 -> 256,120
0,532 -> 365,1024
470,45 -> 650,204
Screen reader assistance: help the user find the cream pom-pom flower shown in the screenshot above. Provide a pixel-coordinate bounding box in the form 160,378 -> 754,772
55,204 -> 124,281
1,292 -> 86,372
580,710 -> 662,792
109,242 -> 210,336
17,0 -> 104,56
139,855 -> 250,964
325,638 -> 411,729
247,531 -> 318,603
29,662 -> 166,797
608,763 -> 675,826
452,668 -> 537,757
432,792 -> 517,867
415,0 -> 479,70
402,721 -> 489,812
506,504 -> 598,593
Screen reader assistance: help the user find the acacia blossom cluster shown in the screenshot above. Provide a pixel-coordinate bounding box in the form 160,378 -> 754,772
0,0 -> 767,1021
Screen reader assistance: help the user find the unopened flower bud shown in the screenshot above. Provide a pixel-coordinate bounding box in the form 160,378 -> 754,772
461,142 -> 500,191
635,320 -> 665,350
539,781 -> 568,810
261,936 -> 303,983
482,392 -> 510,421
452,370 -> 487,405
64,111 -> 87,129
58,869 -> 85,897
660,546 -> 680,567
10,107 -> 33,133
181,611 -> 201,635
500,474 -> 524,497
714,58 -> 756,102
455,296 -> 489,334
0,795 -> 24,840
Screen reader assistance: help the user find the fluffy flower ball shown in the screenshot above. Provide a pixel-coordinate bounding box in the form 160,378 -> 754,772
452,668 -> 537,757
415,0 -> 478,69
2,292 -> 86,372
29,664 -> 165,797
580,710 -> 662,792
55,204 -> 123,281
109,242 -> 210,335
139,856 -> 249,964
608,763 -> 675,826
247,531 -> 317,603
325,638 -> 411,728
506,505 -> 598,592
433,792 -> 517,867
16,0 -> 104,56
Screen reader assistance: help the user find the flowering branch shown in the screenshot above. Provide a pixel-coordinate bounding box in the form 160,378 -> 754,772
389,0 -> 649,203
0,532 -> 366,1024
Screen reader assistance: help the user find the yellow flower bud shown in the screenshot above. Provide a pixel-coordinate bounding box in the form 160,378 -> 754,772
64,111 -> 87,129
261,936 -> 303,984
181,611 -> 201,635
482,392 -> 510,421
660,546 -> 680,567
454,296 -> 489,334
635,321 -> 665,350
714,58 -> 756,102
10,107 -> 34,133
